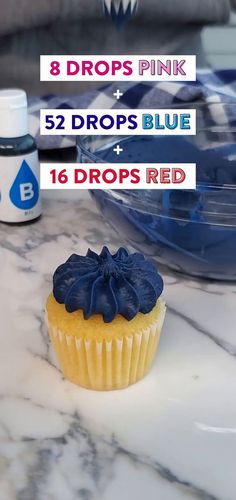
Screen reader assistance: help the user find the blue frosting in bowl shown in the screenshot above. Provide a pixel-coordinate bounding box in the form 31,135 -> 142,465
53,247 -> 164,323
86,135 -> 236,280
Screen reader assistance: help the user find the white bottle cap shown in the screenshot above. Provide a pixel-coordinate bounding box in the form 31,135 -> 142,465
0,89 -> 29,138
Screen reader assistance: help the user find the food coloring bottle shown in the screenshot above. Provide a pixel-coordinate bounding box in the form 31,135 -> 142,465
0,89 -> 41,223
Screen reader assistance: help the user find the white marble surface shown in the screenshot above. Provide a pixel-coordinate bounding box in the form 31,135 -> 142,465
0,193 -> 236,500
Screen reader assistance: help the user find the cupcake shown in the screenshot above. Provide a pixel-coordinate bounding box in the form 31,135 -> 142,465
46,247 -> 166,390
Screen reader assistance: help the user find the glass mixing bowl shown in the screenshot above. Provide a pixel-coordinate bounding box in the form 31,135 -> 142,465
77,104 -> 236,280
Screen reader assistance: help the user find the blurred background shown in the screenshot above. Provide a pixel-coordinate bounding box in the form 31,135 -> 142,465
0,0 -> 235,95
203,8 -> 236,68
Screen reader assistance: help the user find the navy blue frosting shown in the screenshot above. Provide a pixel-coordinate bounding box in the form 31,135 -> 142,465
53,247 -> 164,323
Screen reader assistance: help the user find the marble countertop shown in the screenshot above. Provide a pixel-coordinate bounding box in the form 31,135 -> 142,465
1,193 -> 236,500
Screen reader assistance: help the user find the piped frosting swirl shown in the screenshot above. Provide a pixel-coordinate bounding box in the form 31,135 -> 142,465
53,247 -> 163,323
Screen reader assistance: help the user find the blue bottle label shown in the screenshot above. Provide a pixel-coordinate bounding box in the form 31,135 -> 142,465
0,151 -> 41,223
10,160 -> 39,210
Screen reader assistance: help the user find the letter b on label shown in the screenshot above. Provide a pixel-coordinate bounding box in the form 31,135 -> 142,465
20,183 -> 34,201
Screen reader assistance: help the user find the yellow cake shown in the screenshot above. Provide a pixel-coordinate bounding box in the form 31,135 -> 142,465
46,246 -> 166,390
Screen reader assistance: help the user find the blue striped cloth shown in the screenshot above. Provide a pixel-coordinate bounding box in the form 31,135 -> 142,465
29,69 -> 236,150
